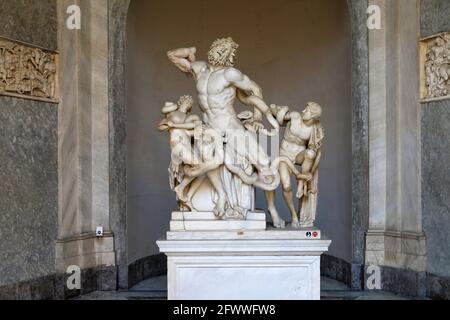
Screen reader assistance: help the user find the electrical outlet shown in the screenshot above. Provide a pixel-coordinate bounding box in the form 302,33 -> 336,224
96,226 -> 103,237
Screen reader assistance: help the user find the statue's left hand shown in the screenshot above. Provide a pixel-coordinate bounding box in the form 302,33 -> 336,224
296,173 -> 313,182
252,121 -> 265,133
269,104 -> 278,116
187,47 -> 197,62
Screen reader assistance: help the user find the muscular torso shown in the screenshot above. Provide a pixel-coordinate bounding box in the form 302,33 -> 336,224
285,114 -> 313,144
194,63 -> 243,132
168,111 -> 191,145
280,113 -> 313,160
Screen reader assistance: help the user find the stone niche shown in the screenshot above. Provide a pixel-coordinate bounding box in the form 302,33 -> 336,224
420,32 -> 450,102
0,36 -> 59,103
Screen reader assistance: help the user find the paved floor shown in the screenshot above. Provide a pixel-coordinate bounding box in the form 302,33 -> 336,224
76,275 -> 415,300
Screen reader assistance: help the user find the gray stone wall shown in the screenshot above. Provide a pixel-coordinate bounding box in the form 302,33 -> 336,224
0,0 -> 57,50
0,0 -> 58,286
420,0 -> 450,279
109,0 -> 131,290
422,101 -> 450,278
421,0 -> 450,38
348,0 -> 369,271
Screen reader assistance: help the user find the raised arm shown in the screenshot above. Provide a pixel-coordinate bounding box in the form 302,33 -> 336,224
167,47 -> 197,74
167,122 -> 196,130
226,68 -> 280,134
225,68 -> 265,122
286,111 -> 302,122
269,105 -> 302,126
167,114 -> 201,130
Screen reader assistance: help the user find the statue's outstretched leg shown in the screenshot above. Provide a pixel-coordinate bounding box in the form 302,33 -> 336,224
296,149 -> 317,224
279,162 -> 300,228
296,149 -> 316,177
183,175 -> 206,211
206,168 -> 227,219
174,176 -> 195,203
265,190 -> 285,228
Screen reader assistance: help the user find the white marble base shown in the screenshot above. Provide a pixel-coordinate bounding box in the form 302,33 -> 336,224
170,211 -> 266,231
167,227 -> 322,240
157,230 -> 331,300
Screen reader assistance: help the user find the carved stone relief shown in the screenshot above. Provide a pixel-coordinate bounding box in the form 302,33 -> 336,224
420,32 -> 450,102
0,37 -> 58,102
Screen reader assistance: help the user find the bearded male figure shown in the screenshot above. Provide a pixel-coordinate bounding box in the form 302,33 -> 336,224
167,37 -> 280,219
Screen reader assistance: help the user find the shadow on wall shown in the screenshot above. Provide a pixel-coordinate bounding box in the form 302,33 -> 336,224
125,0 -> 352,264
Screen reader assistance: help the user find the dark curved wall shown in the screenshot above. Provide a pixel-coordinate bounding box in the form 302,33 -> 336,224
126,0 -> 352,263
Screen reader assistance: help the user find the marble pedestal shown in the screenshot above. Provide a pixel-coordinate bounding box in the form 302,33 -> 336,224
169,211 -> 266,232
157,222 -> 331,300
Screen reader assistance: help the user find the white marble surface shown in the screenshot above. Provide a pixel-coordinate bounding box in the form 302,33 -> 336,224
170,211 -> 267,231
167,227 -> 322,240
368,0 -> 388,230
169,256 -> 320,300
170,220 -> 266,231
171,211 -> 265,221
366,0 -> 424,272
158,235 -> 331,300
57,0 -> 113,271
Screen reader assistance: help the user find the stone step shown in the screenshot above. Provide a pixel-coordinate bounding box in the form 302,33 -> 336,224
169,219 -> 266,232
171,211 -> 266,221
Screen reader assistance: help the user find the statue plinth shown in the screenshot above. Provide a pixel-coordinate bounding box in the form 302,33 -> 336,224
169,211 -> 266,232
157,219 -> 331,300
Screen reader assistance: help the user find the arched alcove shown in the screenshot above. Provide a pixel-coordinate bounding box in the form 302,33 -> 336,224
108,0 -> 369,290
125,0 -> 352,271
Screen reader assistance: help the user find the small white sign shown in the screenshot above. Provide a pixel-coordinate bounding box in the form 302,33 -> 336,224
96,226 -> 104,237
